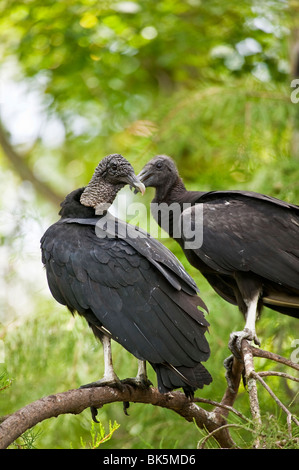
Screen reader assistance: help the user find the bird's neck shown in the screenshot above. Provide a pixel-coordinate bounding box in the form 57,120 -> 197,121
80,178 -> 124,215
152,176 -> 188,205
150,177 -> 206,239
151,177 -> 190,238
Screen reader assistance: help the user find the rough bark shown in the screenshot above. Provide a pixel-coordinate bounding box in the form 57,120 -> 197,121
0,385 -> 235,449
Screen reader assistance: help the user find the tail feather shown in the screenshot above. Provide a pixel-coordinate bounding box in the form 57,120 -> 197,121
152,362 -> 212,398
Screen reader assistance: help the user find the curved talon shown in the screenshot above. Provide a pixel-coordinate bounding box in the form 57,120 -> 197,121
80,379 -> 127,422
241,328 -> 260,347
91,406 -> 99,423
228,328 -> 261,360
223,355 -> 238,393
80,378 -> 124,391
121,375 -> 153,390
223,354 -> 248,393
119,374 -> 152,415
80,378 -> 126,422
123,401 -> 130,416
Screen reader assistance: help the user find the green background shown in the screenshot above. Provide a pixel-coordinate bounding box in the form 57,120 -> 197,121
0,0 -> 298,448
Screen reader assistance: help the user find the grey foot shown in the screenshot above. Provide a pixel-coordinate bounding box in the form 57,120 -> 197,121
80,377 -> 124,390
224,354 -> 236,394
228,328 -> 260,360
223,354 -> 246,393
121,375 -> 153,416
80,378 -> 125,422
121,374 -> 153,390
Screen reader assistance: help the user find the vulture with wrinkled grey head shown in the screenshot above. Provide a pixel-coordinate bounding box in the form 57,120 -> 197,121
41,154 -> 212,399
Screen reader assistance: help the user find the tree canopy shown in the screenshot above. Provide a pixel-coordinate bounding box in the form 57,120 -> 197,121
1,0 -> 298,194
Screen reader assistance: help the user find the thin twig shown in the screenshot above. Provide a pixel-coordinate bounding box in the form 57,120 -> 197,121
193,397 -> 249,423
197,423 -> 248,449
0,380 -> 12,393
257,371 -> 299,382
0,120 -> 63,206
241,341 -> 262,425
251,347 -> 299,371
252,371 -> 299,434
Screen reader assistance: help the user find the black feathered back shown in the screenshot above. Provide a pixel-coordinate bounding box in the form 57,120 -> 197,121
41,188 -> 212,395
144,163 -> 299,319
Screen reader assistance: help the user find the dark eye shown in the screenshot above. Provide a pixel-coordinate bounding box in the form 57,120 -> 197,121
156,161 -> 163,170
110,163 -> 118,172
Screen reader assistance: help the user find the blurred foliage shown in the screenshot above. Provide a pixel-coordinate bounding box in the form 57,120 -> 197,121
79,419 -> 120,449
0,0 -> 298,449
0,0 -> 298,193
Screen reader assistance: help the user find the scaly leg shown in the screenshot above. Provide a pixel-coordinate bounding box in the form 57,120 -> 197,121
225,292 -> 261,391
228,292 -> 261,359
80,335 -> 121,388
121,360 -> 153,388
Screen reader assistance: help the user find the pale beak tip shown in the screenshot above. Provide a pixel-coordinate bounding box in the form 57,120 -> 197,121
136,182 -> 146,196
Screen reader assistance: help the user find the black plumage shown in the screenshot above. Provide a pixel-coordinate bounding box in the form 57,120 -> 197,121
138,155 -> 299,350
41,154 -> 212,397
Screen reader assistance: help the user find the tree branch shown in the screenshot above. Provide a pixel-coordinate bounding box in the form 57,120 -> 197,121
212,355 -> 244,424
242,340 -> 262,428
252,372 -> 299,430
0,385 -> 236,449
1,344 -> 298,449
257,371 -> 299,382
241,341 -> 299,447
251,346 -> 299,371
0,120 -> 63,206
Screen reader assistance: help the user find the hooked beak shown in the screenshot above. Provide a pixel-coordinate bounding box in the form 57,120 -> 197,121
137,168 -> 148,183
131,166 -> 154,194
129,167 -> 152,194
137,166 -> 154,187
123,172 -> 146,195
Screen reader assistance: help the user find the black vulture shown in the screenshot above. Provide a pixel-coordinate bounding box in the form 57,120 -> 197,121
41,154 -> 212,398
138,155 -> 299,354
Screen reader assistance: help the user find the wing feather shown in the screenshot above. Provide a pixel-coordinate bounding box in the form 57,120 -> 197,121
41,220 -> 210,369
180,197 -> 299,289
